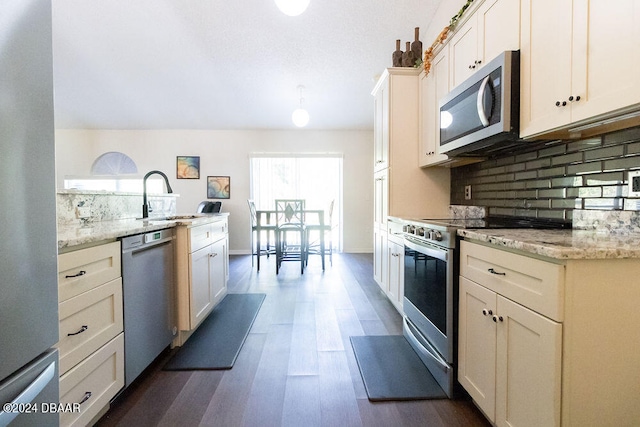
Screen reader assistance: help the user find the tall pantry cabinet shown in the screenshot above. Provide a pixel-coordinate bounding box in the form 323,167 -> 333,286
372,68 -> 450,300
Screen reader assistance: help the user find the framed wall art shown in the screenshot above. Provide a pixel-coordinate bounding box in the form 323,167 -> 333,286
207,176 -> 230,199
176,156 -> 200,179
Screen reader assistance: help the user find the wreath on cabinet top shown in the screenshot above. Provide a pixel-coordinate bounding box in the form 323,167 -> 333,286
422,0 -> 476,75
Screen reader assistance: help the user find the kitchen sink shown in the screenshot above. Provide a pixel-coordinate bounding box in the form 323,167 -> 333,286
165,214 -> 208,220
140,214 -> 210,222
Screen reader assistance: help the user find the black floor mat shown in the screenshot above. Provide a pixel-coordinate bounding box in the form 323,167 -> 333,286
163,293 -> 265,370
350,335 -> 447,401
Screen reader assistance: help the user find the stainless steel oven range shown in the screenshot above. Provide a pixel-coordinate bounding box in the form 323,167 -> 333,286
402,219 -> 465,398
401,216 -> 571,398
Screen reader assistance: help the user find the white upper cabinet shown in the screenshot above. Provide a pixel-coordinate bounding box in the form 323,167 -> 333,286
519,0 -> 572,137
419,48 -> 451,167
373,77 -> 390,172
520,0 -> 640,138
449,0 -> 521,89
449,20 -> 478,89
570,0 -> 640,123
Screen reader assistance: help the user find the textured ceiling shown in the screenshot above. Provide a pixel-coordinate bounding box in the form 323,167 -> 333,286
51,0 -> 443,130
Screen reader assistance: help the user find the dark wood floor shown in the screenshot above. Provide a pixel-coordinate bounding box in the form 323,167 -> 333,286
97,253 -> 490,427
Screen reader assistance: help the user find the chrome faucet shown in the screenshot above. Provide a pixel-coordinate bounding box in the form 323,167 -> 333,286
142,170 -> 173,218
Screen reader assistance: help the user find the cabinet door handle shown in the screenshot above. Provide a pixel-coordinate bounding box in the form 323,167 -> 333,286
492,315 -> 504,323
482,309 -> 493,316
65,270 -> 86,278
67,325 -> 88,336
488,268 -> 506,276
78,391 -> 92,405
210,253 -> 218,258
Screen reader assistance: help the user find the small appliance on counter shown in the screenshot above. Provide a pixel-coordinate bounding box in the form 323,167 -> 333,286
197,201 -> 222,213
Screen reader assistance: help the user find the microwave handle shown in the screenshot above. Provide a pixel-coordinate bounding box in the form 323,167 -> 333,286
477,75 -> 491,127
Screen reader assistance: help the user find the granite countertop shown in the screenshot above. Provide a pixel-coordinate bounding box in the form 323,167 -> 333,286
58,213 -> 229,251
458,228 -> 640,260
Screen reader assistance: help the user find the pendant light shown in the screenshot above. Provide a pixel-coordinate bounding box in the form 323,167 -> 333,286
291,85 -> 310,127
275,0 -> 310,16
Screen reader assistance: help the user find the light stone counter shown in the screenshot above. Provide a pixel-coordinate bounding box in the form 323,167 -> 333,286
457,228 -> 640,260
58,213 -> 229,252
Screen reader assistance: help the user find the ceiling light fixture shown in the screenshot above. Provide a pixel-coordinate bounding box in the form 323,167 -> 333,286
275,0 -> 310,16
291,85 -> 309,128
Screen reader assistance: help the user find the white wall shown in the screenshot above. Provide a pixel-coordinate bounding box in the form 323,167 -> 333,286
55,129 -> 374,253
424,1 -> 467,42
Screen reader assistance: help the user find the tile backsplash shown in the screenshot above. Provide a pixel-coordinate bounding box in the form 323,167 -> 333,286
57,190 -> 177,226
450,126 -> 640,222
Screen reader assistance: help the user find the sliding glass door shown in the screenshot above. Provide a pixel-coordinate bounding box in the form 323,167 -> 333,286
250,154 -> 342,251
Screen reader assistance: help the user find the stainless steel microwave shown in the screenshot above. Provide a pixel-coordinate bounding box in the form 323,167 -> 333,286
439,50 -> 520,157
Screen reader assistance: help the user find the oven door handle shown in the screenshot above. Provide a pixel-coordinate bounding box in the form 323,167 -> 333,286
403,318 -> 451,374
404,237 -> 448,262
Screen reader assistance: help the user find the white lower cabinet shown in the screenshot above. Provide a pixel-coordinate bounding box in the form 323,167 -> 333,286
373,227 -> 387,292
59,334 -> 124,427
459,239 -> 640,426
190,244 -> 215,325
57,278 -> 123,375
459,276 -> 561,426
386,234 -> 404,311
189,234 -> 227,327
175,217 -> 229,345
57,242 -> 125,426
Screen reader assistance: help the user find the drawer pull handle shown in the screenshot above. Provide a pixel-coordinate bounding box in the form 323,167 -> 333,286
488,268 -> 506,276
209,253 -> 218,258
78,391 -> 92,405
67,325 -> 88,336
65,270 -> 86,279
482,309 -> 493,316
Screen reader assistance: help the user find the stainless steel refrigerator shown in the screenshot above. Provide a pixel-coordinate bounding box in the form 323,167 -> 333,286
0,1 -> 60,426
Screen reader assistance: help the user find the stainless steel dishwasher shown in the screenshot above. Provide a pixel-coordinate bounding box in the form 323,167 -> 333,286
121,228 -> 176,386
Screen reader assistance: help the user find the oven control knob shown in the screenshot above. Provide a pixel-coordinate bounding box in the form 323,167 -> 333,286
416,227 -> 425,237
432,230 -> 443,241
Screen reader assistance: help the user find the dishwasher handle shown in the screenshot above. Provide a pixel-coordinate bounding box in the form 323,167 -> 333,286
126,239 -> 174,256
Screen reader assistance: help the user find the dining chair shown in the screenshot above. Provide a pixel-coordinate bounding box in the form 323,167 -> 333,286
247,199 -> 276,271
305,199 -> 335,270
274,199 -> 306,274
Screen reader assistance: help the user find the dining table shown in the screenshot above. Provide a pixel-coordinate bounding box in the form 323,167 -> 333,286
253,204 -> 328,270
